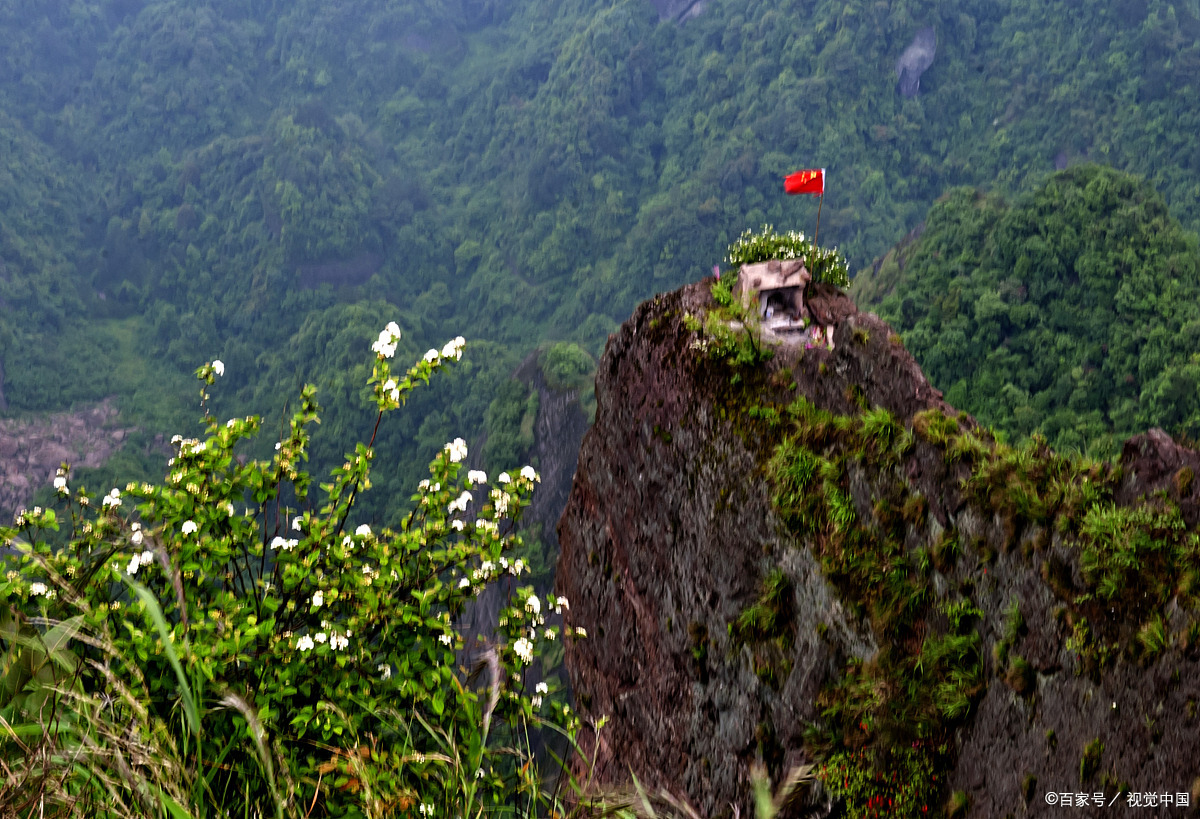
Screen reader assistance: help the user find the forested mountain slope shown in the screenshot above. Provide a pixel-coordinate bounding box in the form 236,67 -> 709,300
854,165 -> 1200,458
4,0 -> 1200,519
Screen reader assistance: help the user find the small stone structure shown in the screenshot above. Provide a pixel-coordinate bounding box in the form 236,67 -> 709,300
738,259 -> 812,334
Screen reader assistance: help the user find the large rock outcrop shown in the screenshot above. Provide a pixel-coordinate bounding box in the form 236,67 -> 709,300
557,280 -> 1200,817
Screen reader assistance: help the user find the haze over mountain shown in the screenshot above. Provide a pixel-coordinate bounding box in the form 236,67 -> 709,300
3,0 -> 1200,519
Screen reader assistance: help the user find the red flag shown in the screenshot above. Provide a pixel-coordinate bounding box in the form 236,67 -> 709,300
785,168 -> 825,195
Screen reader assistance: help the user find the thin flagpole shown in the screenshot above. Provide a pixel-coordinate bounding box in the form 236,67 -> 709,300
814,191 -> 824,245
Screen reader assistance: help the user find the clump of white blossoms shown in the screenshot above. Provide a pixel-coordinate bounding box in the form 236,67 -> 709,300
445,438 -> 468,463
53,472 -> 68,495
448,491 -> 472,514
29,582 -> 49,597
441,336 -> 466,360
126,550 -> 155,576
212,359 -> 225,377
371,321 -> 402,359
101,488 -> 122,509
297,635 -> 315,652
513,636 -> 533,664
312,590 -> 324,609
270,536 -> 298,552
466,469 -> 487,485
181,520 -> 198,535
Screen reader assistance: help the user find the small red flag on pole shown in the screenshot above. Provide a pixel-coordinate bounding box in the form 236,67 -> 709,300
784,168 -> 824,195
784,168 -> 826,245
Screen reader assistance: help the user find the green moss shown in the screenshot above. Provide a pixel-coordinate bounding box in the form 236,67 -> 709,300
1004,655 -> 1035,695
729,569 -> 796,691
1136,613 -> 1168,661
1079,738 -> 1104,783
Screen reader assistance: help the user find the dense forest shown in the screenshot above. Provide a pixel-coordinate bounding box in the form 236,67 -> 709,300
855,165 -> 1200,457
5,0 -> 1200,519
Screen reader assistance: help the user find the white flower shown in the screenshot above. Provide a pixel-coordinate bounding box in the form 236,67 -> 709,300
531,695 -> 543,709
491,489 -> 509,517
419,804 -> 434,816
545,628 -> 555,640
292,516 -> 303,532
574,627 -> 587,638
424,348 -> 438,362
29,582 -> 48,597
441,336 -> 465,360
525,595 -> 541,616
445,438 -> 468,463
475,768 -> 485,780
371,322 -> 402,358
312,590 -> 324,609
212,359 -> 225,376
451,520 -> 465,532
520,465 -> 539,482
140,550 -> 153,566
331,633 -> 349,651
383,378 -> 400,402
131,529 -> 144,546
448,491 -> 472,514
221,501 -> 234,517
439,633 -> 453,646
467,469 -> 487,485
53,476 -> 68,494
270,536 -> 297,551
315,632 -> 328,643
355,524 -> 372,537
378,664 -> 392,680
535,681 -> 549,695
498,472 -> 511,484
513,637 -> 533,664
102,488 -> 121,509
181,520 -> 198,535
297,635 -> 315,652
555,596 -> 570,612
127,555 -> 142,575
418,479 -> 430,490
458,577 -> 470,588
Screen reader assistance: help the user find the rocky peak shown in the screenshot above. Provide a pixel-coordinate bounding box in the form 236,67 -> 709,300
556,279 -> 1200,817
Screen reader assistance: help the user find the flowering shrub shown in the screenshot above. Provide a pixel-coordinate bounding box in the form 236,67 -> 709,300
0,328 -> 579,817
726,225 -> 851,288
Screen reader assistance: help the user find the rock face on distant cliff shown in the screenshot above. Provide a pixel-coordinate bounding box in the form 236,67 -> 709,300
557,280 -> 1200,817
0,399 -> 135,516
648,0 -> 706,23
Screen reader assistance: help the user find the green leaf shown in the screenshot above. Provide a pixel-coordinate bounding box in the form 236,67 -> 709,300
123,576 -> 200,737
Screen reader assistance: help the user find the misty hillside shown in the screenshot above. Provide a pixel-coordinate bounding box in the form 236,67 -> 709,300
3,0 -> 1200,519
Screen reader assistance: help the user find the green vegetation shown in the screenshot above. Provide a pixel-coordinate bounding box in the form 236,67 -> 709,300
750,364 -> 1200,815
0,340 -> 580,816
1079,738 -> 1104,783
725,226 -> 851,288
729,569 -> 795,689
10,0 -> 1200,523
859,165 -> 1200,457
